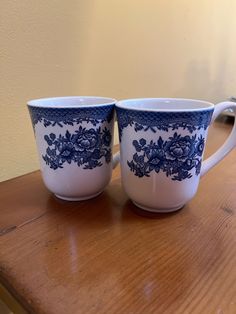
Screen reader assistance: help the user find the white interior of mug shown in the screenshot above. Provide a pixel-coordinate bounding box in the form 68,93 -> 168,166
27,96 -> 116,108
116,98 -> 214,111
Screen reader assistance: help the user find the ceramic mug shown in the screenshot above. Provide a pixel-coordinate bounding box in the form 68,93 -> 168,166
28,96 -> 119,201
116,98 -> 236,213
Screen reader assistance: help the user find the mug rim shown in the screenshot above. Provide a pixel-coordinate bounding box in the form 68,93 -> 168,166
116,98 -> 214,112
27,96 -> 117,108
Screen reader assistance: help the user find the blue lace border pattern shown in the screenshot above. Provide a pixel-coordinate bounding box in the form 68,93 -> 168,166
116,107 -> 213,140
28,105 -> 115,128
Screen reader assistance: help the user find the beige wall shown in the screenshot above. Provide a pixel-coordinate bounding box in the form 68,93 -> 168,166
1,0 -> 236,181
0,0 -> 93,181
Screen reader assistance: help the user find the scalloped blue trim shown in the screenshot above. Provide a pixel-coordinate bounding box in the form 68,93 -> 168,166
28,105 -> 115,129
116,107 -> 213,140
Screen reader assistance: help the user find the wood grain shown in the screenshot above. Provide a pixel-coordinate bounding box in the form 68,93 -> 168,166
1,120 -> 236,314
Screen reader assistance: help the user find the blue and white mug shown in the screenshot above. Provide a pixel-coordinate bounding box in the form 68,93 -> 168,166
116,98 -> 236,213
28,96 -> 119,201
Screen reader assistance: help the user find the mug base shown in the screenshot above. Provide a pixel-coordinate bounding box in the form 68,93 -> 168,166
132,201 -> 184,213
55,191 -> 103,201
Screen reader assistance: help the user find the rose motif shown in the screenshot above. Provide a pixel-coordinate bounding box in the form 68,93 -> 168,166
146,148 -> 165,171
90,148 -> 101,160
102,128 -> 112,147
196,136 -> 205,156
73,128 -> 99,151
183,158 -> 195,171
44,147 -> 62,170
165,135 -> 194,162
132,154 -> 148,177
42,127 -> 112,170
58,142 -> 75,163
127,133 -> 205,181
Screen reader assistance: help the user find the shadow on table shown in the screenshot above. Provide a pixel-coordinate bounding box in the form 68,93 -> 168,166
45,177 -> 185,233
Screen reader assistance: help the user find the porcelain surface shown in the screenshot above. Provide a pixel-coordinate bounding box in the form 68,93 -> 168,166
28,97 -> 116,200
116,98 -> 236,212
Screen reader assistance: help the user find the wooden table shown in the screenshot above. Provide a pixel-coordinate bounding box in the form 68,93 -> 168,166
1,119 -> 236,314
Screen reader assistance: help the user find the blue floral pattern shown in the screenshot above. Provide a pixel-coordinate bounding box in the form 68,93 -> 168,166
116,107 -> 213,140
127,133 -> 205,181
42,127 -> 112,170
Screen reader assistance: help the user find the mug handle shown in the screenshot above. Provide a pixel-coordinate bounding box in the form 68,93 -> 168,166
201,101 -> 236,176
112,151 -> 120,169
